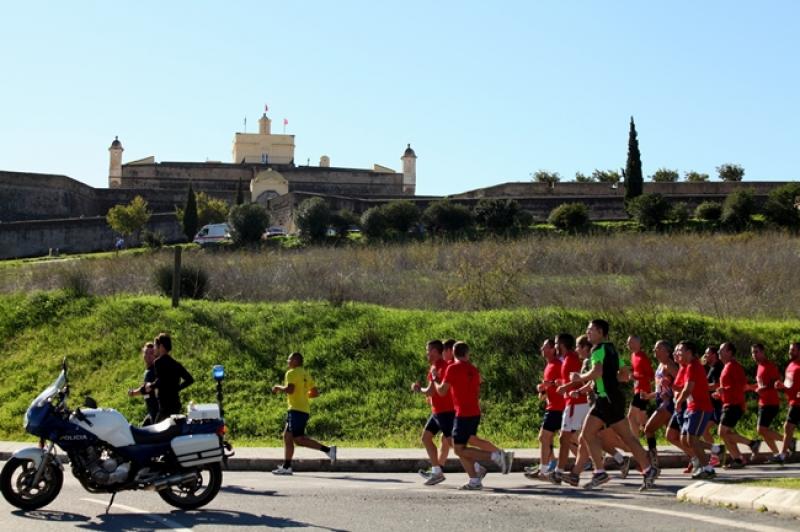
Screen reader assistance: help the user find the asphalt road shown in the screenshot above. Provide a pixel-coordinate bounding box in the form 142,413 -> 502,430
1,464 -> 798,531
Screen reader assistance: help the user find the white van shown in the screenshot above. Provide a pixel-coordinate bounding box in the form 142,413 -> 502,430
193,223 -> 232,246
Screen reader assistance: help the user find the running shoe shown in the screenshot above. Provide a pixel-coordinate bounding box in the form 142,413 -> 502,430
583,460 -> 593,472
418,468 -> 432,479
547,470 -> 562,485
477,464 -> 488,479
503,451 -> 515,474
424,472 -> 446,486
583,471 -> 610,489
708,454 -> 721,468
272,465 -> 293,475
523,467 -> 540,480
563,472 -> 581,487
748,439 -> 761,455
724,458 -> 745,469
327,445 -> 337,463
619,456 -> 631,479
682,462 -> 694,474
640,466 -> 658,491
691,468 -> 716,480
458,481 -> 483,490
767,454 -> 785,465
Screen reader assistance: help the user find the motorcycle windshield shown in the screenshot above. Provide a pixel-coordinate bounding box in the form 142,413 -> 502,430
30,370 -> 66,409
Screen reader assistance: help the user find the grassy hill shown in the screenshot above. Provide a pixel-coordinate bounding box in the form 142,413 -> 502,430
1,292 -> 797,446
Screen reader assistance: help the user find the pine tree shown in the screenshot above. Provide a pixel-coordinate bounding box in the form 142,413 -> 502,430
624,116 -> 643,203
236,177 -> 244,205
183,183 -> 199,241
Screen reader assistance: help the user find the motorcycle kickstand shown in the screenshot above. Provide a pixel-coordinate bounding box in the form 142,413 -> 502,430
105,492 -> 117,514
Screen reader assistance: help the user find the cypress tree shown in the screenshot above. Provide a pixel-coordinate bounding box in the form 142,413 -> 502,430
236,177 -> 244,205
183,183 -> 199,241
624,116 -> 643,203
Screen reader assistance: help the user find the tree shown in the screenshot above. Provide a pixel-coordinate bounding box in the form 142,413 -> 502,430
624,117 -> 644,202
574,172 -> 596,183
685,171 -> 710,183
717,163 -> 745,182
382,200 -> 421,235
669,202 -> 690,226
548,203 -> 590,233
721,189 -> 757,230
360,206 -> 390,240
532,170 -> 561,186
694,201 -> 723,222
106,195 -> 151,240
228,202 -> 270,245
592,169 -> 621,184
181,184 -> 199,241
235,177 -> 244,205
176,192 -> 229,228
762,182 -> 800,229
626,193 -> 670,230
295,197 -> 331,241
422,200 -> 474,237
650,168 -> 679,183
474,198 -> 522,235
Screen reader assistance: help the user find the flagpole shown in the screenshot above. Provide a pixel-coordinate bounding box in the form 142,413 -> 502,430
244,117 -> 247,133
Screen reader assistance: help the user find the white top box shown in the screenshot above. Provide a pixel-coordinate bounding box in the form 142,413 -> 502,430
187,403 -> 221,420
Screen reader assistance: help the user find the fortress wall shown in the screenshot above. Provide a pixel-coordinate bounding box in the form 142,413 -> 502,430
0,213 -> 183,260
0,172 -> 99,221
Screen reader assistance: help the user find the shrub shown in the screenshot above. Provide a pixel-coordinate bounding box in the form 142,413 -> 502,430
669,202 -> 690,226
762,183 -> 800,230
475,198 -> 522,235
532,170 -> 560,185
685,171 -> 710,183
228,203 -> 270,245
547,203 -> 590,233
154,264 -> 208,299
722,189 -> 757,231
295,197 -> 330,241
694,201 -> 722,222
626,193 -> 670,229
382,200 -> 421,235
422,200 -> 474,237
717,163 -> 745,182
140,229 -> 165,249
360,207 -> 390,241
329,209 -> 360,237
650,168 -> 679,183
60,268 -> 91,297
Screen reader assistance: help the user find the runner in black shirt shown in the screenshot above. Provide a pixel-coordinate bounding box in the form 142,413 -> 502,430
128,342 -> 159,425
146,333 -> 194,422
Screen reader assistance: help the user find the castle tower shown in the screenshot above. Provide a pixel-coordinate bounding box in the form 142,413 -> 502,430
108,136 -> 124,188
401,144 -> 416,195
258,113 -> 271,135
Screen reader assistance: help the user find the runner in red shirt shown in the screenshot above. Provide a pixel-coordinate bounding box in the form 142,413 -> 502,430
714,342 -> 756,468
674,340 -> 716,479
750,344 -> 784,461
549,333 -> 591,483
433,342 -> 513,490
626,335 -> 654,437
775,342 -> 800,462
525,338 -> 564,480
411,340 -> 454,485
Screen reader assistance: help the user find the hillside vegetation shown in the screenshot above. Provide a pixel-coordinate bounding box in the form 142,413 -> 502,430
1,293 -> 797,446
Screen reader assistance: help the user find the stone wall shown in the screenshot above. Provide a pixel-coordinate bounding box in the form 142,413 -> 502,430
0,212 -> 183,260
0,171 -> 99,221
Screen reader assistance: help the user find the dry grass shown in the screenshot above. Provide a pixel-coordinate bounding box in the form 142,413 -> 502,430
2,232 -> 799,318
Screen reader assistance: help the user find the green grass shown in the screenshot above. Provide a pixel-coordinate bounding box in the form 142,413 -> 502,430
0,292 -> 796,446
733,478 -> 800,490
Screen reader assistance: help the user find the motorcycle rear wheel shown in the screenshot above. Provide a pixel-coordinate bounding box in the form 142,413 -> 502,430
1,457 -> 63,511
158,463 -> 222,510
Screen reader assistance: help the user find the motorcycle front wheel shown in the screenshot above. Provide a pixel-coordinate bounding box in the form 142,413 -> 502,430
1,457 -> 63,511
158,463 -> 222,510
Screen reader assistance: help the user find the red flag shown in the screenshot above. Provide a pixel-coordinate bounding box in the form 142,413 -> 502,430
283,118 -> 288,126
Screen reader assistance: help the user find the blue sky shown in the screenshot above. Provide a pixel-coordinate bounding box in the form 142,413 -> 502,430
1,1 -> 798,195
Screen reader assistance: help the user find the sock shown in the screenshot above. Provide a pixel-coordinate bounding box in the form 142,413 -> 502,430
547,458 -> 557,470
555,467 -> 563,473
594,468 -> 606,474
320,445 -> 330,454
469,477 -> 481,485
613,452 -> 624,465
703,464 -> 714,472
647,437 -> 657,451
491,451 -> 501,462
711,444 -> 721,455
778,453 -> 786,460
473,462 -> 481,473
432,466 -> 442,475
283,460 -> 292,469
691,457 -> 700,468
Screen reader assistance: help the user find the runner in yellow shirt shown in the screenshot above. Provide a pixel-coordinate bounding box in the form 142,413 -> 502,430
271,352 -> 336,475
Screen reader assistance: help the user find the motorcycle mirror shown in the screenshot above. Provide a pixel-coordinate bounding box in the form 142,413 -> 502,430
212,365 -> 225,382
83,396 -> 97,409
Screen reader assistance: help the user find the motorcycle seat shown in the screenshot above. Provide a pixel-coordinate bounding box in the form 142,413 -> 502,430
130,416 -> 185,444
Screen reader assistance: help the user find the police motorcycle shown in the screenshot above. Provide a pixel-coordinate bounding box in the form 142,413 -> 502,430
1,360 -> 233,511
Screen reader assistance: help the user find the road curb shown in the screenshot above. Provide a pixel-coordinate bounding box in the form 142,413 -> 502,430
677,481 -> 800,517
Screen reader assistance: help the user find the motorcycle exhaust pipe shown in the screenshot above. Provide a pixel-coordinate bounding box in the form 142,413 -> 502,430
145,472 -> 198,491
